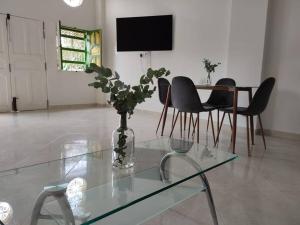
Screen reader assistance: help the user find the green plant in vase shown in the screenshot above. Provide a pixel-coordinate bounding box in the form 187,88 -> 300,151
86,63 -> 170,168
202,59 -> 221,85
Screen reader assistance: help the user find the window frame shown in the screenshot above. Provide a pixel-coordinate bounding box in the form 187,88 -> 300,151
58,21 -> 102,72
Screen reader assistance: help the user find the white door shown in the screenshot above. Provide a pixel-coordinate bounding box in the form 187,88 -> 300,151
0,14 -> 12,112
8,16 -> 47,111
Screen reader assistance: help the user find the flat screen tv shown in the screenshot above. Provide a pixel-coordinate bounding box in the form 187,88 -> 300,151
116,15 -> 173,52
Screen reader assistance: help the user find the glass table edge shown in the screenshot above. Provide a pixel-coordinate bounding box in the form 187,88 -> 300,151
0,137 -> 171,174
80,154 -> 238,224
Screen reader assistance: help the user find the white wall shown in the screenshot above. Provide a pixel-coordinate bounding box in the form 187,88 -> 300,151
102,0 -> 270,128
95,0 -> 107,105
226,0 -> 269,107
103,0 -> 232,113
225,0 -> 269,128
0,0 -> 98,106
261,0 -> 300,135
2,0 -> 298,135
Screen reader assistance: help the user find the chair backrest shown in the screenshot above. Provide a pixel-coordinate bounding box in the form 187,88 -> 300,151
247,77 -> 276,115
158,78 -> 172,106
206,78 -> 236,107
171,76 -> 204,113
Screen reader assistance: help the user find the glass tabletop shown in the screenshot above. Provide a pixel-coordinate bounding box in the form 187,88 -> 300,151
0,137 -> 237,225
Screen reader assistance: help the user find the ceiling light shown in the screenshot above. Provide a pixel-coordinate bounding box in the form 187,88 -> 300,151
63,0 -> 84,7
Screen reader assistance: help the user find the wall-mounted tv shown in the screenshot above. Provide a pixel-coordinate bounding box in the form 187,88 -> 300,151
116,15 -> 173,52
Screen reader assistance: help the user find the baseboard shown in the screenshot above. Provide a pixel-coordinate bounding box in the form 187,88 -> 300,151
256,129 -> 300,141
48,103 -> 107,110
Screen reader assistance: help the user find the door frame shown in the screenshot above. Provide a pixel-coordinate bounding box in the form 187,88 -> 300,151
1,12 -> 49,111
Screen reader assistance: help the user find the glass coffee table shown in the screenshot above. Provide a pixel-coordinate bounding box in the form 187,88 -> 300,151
0,138 -> 237,225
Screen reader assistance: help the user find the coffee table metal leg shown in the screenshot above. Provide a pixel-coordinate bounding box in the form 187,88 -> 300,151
199,173 -> 219,225
31,186 -> 75,225
160,153 -> 219,225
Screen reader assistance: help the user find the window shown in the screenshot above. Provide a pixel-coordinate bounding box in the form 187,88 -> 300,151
58,23 -> 102,72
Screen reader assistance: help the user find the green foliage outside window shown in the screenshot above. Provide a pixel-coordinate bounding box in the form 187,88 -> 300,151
58,22 -> 102,72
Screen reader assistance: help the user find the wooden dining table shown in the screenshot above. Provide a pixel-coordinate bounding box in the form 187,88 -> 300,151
162,84 -> 258,154
195,85 -> 259,154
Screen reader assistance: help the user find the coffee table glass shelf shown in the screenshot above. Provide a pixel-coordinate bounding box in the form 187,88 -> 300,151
0,138 -> 237,225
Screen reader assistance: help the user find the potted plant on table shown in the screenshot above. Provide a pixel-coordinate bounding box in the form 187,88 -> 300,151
202,59 -> 221,85
86,64 -> 170,169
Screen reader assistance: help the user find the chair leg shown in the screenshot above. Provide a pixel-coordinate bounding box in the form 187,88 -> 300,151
191,114 -> 195,127
188,113 -> 192,139
171,108 -> 175,128
246,116 -> 251,156
180,112 -> 183,138
156,106 -> 166,134
184,112 -> 187,131
228,113 -> 233,129
197,113 -> 200,143
215,112 -> 225,146
206,113 -> 210,132
228,113 -> 233,143
250,115 -> 255,145
192,114 -> 198,137
161,105 -> 169,136
170,111 -> 180,137
217,109 -> 220,132
209,112 -> 216,145
258,114 -> 267,150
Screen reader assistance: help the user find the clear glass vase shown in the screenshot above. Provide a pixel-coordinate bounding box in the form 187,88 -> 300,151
112,113 -> 135,169
206,73 -> 212,85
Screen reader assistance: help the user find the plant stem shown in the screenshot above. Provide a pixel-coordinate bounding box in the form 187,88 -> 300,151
120,113 -> 127,129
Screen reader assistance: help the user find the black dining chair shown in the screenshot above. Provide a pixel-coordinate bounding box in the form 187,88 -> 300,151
216,77 -> 276,156
203,78 -> 236,134
170,76 -> 216,144
156,78 -> 175,136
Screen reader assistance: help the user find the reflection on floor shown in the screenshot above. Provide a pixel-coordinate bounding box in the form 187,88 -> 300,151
0,106 -> 299,225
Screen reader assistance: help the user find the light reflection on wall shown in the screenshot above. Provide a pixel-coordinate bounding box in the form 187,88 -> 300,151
61,137 -> 103,160
63,139 -> 89,158
0,202 -> 13,225
63,139 -> 89,178
64,158 -> 88,178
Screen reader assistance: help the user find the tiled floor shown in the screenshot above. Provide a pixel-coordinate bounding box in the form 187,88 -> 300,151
0,106 -> 299,225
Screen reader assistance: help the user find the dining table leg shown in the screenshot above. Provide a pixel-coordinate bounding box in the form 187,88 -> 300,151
232,88 -> 238,154
248,88 -> 254,145
161,85 -> 171,136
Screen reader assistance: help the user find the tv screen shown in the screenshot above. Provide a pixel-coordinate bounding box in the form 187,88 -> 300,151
116,15 -> 173,52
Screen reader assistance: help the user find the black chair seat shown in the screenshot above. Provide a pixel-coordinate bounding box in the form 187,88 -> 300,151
156,78 -> 175,135
202,102 -> 232,109
170,76 -> 217,144
158,78 -> 173,107
204,78 -> 236,109
203,105 -> 216,111
220,107 -> 249,115
180,105 -> 215,113
216,77 -> 276,156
